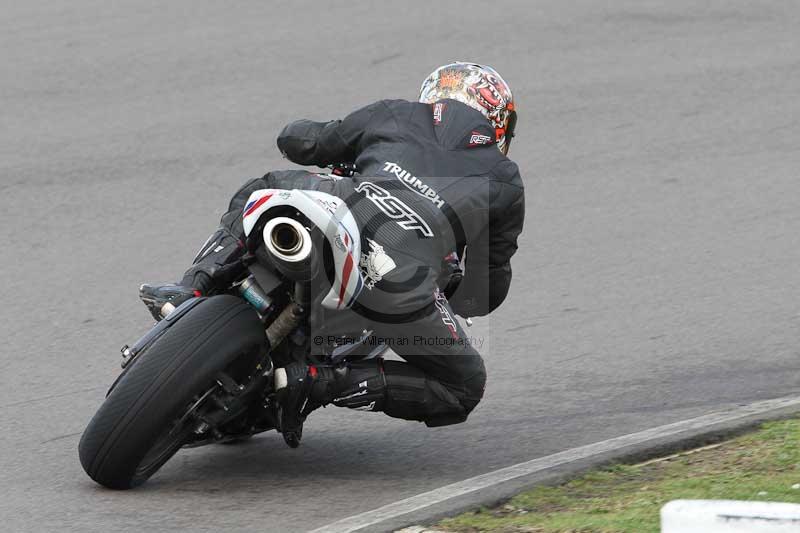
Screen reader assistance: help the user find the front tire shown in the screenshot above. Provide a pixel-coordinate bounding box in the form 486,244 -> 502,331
78,295 -> 266,489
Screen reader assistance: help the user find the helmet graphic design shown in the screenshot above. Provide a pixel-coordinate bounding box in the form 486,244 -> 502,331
419,62 -> 517,154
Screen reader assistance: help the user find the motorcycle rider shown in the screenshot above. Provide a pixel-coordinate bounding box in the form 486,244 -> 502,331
140,62 -> 524,446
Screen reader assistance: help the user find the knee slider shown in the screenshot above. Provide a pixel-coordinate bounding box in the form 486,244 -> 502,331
382,361 -> 467,426
459,362 -> 487,415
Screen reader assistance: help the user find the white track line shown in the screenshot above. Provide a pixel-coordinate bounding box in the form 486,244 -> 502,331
310,395 -> 800,533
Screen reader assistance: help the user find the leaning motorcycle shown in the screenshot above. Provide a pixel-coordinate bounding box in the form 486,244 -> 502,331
78,187 -> 391,489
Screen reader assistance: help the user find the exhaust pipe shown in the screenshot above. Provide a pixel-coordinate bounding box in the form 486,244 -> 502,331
262,217 -> 317,280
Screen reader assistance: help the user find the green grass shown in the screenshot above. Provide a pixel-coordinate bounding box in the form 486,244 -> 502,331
437,418 -> 800,533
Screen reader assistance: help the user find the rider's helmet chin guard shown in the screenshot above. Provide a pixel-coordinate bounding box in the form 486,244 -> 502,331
419,61 -> 517,155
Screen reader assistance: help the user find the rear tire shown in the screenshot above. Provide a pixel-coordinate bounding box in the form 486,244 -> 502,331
78,295 -> 266,489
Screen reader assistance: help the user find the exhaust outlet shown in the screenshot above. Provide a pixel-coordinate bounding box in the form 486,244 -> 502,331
263,217 -> 312,262
270,222 -> 302,255
262,216 -> 317,281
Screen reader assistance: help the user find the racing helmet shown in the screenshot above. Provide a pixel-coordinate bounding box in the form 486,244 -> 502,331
419,62 -> 517,154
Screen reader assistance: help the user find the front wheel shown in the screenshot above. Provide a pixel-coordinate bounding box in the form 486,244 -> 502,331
78,295 -> 266,489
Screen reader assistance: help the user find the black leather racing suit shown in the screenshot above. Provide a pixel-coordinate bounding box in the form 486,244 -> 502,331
183,98 -> 524,426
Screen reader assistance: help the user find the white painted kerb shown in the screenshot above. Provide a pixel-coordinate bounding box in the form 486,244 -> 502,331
311,395 -> 800,533
661,500 -> 800,533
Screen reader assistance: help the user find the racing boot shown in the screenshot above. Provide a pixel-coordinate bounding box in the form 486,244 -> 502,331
139,226 -> 246,320
139,283 -> 203,321
273,360 -> 388,448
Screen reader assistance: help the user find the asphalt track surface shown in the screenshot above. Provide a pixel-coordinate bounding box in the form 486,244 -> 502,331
1,1 -> 799,531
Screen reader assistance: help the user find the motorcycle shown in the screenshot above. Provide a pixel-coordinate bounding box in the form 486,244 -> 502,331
78,186 -> 392,489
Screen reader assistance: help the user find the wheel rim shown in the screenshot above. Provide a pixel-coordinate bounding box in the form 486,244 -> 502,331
132,385 -> 218,482
133,424 -> 193,481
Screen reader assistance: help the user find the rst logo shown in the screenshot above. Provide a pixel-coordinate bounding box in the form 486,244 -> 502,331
468,131 -> 493,146
434,288 -> 459,339
355,182 -> 434,238
433,102 -> 445,124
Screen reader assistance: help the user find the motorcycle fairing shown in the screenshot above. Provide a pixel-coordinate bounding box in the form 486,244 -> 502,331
242,189 -> 364,310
